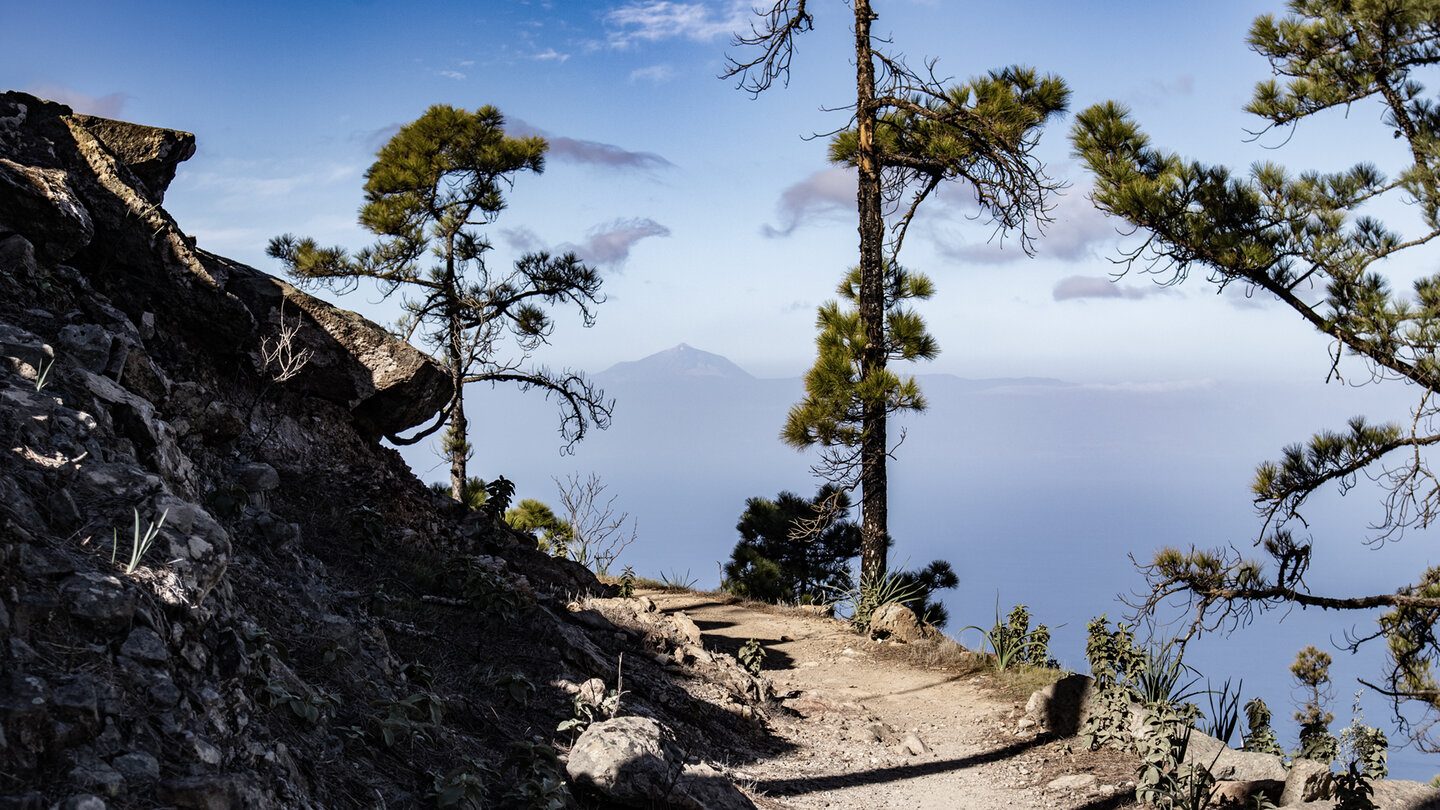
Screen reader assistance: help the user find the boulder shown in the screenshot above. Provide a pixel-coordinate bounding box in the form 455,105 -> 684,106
1183,730 -> 1287,782
869,602 -> 922,643
1025,673 -> 1096,737
222,263 -> 451,439
567,716 -> 755,810
1282,758 -> 1334,805
1371,779 -> 1440,810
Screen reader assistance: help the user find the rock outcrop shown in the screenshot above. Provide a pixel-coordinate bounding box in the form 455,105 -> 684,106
0,92 -> 769,809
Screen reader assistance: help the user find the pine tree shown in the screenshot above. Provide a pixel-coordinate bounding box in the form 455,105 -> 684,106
269,105 -> 612,501
725,1 -> 1068,585
722,485 -> 862,603
1071,0 -> 1440,749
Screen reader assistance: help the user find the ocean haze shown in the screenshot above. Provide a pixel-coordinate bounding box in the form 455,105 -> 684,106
398,343 -> 1437,779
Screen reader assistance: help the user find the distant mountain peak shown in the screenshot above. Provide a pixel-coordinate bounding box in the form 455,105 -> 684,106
600,343 -> 755,383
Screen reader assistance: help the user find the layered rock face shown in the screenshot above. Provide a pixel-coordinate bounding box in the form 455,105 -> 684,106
0,93 -> 767,809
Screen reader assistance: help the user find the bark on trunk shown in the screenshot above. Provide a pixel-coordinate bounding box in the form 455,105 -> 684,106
854,0 -> 889,585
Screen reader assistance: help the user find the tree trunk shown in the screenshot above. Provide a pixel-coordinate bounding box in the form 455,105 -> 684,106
447,346 -> 467,502
853,0 -> 888,585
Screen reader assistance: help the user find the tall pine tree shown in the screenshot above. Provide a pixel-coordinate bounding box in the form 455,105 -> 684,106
726,2 -> 1068,584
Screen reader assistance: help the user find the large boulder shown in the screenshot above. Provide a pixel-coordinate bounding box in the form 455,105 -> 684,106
869,602 -> 923,643
222,260 -> 451,439
567,716 -> 755,810
1026,673 -> 1097,737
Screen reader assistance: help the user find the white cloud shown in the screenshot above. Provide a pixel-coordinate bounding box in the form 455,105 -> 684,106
438,70 -> 467,80
630,64 -> 676,84
25,83 -> 125,117
532,48 -> 570,63
605,1 -> 748,47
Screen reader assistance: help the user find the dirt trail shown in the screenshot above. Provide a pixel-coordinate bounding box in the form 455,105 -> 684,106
642,591 -> 1140,810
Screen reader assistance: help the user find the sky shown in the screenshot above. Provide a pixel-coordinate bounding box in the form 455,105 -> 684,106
8,0 -> 1402,386
11,0 -> 1440,777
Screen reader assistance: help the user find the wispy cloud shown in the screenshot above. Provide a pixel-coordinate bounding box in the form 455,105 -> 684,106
567,218 -> 671,265
438,70 -> 467,80
929,181 -> 1119,265
1052,274 -> 1174,301
605,1 -> 747,47
630,64 -> 676,84
763,166 -> 856,237
532,48 -> 570,63
509,119 -> 674,171
26,83 -> 125,117
502,219 -> 671,267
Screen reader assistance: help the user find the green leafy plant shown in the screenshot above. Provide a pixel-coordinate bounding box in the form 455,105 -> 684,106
430,759 -> 496,810
617,565 -> 636,598
481,476 -> 517,519
494,673 -> 535,707
261,681 -> 339,725
502,742 -> 571,810
1333,691 -> 1388,810
1241,696 -> 1284,756
959,601 -> 1055,672
111,507 -> 168,574
738,638 -> 766,676
1134,701 -> 1215,810
371,691 -> 446,749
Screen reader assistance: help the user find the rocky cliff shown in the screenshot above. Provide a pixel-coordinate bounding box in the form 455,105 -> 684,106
0,92 -> 771,810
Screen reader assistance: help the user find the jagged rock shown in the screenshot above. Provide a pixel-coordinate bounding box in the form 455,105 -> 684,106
68,753 -> 123,796
869,602 -> 922,643
110,752 -> 160,785
670,611 -> 703,646
567,716 -> 755,810
62,796 -> 106,810
1025,673 -> 1095,737
0,158 -> 93,261
234,462 -> 279,493
58,573 -> 135,629
1282,758 -> 1334,805
67,113 -> 195,204
222,264 -> 451,438
57,324 -> 112,373
120,627 -> 168,663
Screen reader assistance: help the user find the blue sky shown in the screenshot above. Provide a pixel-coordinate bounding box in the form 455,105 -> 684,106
13,0 -> 1440,775
6,0 -> 1374,385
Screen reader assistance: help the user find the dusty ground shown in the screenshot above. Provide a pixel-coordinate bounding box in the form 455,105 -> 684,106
641,590 -> 1143,810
